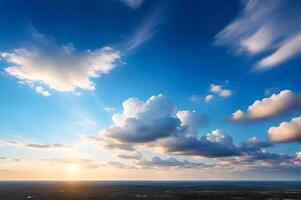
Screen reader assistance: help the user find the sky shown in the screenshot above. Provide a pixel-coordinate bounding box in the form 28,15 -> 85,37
1,0 -> 301,180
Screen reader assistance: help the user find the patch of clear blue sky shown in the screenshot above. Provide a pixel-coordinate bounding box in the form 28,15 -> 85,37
0,0 -> 301,155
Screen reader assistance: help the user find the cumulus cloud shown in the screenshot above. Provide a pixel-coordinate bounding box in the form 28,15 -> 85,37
215,0 -> 301,70
86,95 -> 239,157
86,94 -> 292,161
123,2 -> 165,52
0,140 -> 72,150
1,31 -> 120,94
100,94 -> 181,143
177,110 -> 207,137
239,137 -> 273,152
88,95 -> 211,153
268,116 -> 301,143
159,129 -> 239,157
231,90 -> 301,122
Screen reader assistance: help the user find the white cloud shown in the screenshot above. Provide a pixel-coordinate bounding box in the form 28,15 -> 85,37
205,83 -> 232,102
215,0 -> 301,69
192,83 -> 231,104
240,25 -> 274,54
219,89 -> 232,97
204,94 -> 214,102
268,116 -> 301,143
210,84 -> 222,93
296,152 -> 301,160
209,84 -> 232,97
35,86 -> 51,97
1,33 -> 120,94
231,90 -> 301,122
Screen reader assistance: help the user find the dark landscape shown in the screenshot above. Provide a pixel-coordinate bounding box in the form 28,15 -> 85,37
0,181 -> 301,200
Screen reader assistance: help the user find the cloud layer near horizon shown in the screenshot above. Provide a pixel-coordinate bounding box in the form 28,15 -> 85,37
0,140 -> 72,150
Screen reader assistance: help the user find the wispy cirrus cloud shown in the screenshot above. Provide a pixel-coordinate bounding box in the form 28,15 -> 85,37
120,0 -> 145,9
215,0 -> 301,70
122,2 -> 166,52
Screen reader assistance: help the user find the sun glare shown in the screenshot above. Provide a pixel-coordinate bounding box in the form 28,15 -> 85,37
68,164 -> 79,173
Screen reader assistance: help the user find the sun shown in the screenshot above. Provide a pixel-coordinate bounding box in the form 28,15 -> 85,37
68,164 -> 79,173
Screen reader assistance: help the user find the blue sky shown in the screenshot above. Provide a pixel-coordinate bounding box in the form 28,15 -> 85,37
1,0 -> 301,180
